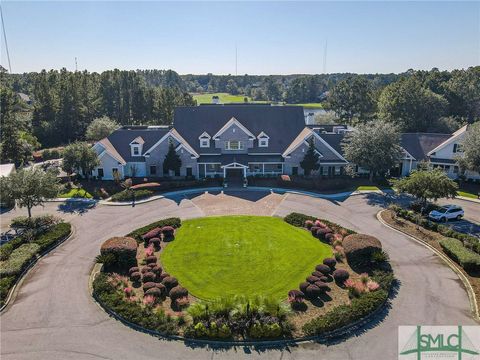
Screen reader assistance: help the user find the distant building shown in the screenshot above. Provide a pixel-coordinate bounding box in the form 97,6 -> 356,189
17,93 -> 32,105
0,163 -> 15,178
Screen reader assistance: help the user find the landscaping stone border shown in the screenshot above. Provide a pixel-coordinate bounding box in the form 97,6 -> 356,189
89,259 -> 391,346
0,226 -> 74,313
377,210 -> 479,321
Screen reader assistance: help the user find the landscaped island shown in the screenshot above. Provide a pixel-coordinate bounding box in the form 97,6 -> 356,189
93,214 -> 394,341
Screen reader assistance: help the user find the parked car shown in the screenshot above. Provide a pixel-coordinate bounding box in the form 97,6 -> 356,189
428,205 -> 464,222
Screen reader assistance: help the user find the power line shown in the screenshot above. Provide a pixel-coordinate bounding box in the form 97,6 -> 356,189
0,4 -> 12,73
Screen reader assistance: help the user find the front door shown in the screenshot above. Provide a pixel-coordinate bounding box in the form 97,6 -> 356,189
292,167 -> 298,176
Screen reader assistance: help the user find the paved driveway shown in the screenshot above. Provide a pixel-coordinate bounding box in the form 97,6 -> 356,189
0,190 -> 478,360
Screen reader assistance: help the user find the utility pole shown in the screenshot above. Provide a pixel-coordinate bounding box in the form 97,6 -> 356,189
0,4 -> 12,73
75,57 -> 78,72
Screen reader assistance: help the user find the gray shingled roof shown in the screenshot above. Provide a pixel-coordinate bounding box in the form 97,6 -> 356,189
401,133 -> 451,161
173,105 -> 306,154
317,133 -> 346,157
106,126 -> 170,163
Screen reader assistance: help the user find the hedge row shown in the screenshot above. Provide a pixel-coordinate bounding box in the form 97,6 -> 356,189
111,189 -> 154,202
389,205 -> 480,254
439,238 -> 480,272
127,218 -> 181,243
0,222 -> 71,306
302,289 -> 388,335
284,212 -> 356,235
93,273 -> 179,334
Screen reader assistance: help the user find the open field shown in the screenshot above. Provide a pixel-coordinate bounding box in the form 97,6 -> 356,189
191,92 -> 323,108
161,215 -> 332,300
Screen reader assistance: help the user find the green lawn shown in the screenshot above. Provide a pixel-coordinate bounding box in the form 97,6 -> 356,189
457,190 -> 478,199
161,216 -> 332,300
191,92 -> 322,108
58,188 -> 93,199
356,186 -> 381,191
290,103 -> 324,109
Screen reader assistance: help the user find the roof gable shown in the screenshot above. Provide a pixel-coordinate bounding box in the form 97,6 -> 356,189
400,133 -> 452,161
213,117 -> 255,139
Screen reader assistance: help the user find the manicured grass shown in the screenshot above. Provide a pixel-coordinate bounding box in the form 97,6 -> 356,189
161,216 -> 332,300
457,190 -> 478,199
290,103 -> 324,109
58,188 -> 93,199
356,186 -> 381,191
192,93 -> 255,104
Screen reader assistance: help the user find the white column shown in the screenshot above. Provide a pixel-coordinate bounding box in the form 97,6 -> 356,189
224,167 -> 226,178
262,163 -> 265,174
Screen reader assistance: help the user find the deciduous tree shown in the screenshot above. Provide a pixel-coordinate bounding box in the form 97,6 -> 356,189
457,122 -> 480,174
86,116 -> 119,141
62,142 -> 99,179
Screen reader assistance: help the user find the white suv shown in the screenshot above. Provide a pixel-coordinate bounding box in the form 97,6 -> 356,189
428,205 -> 464,222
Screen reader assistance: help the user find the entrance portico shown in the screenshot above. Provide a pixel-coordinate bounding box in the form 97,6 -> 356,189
222,162 -> 248,179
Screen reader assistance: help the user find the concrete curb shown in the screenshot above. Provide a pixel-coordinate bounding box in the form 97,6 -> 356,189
88,266 -> 391,346
377,210 -> 479,322
0,226 -> 74,314
456,196 -> 480,204
97,187 -> 390,206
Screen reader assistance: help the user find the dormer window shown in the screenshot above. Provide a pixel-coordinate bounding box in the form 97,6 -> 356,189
257,132 -> 269,148
129,136 -> 144,157
199,132 -> 211,148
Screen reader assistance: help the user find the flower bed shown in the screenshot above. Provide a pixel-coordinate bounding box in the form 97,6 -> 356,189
93,214 -> 394,341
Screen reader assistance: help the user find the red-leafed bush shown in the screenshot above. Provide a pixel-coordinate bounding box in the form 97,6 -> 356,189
158,272 -> 170,281
333,269 -> 350,283
314,281 -> 330,293
145,287 -> 162,298
130,271 -> 141,282
304,220 -> 314,229
310,226 -> 320,236
323,257 -> 337,270
141,267 -> 151,274
312,271 -> 324,278
319,275 -> 329,282
288,289 -> 305,303
161,226 -> 175,241
142,228 -> 162,241
316,227 -> 333,241
343,234 -> 382,266
142,272 -> 156,282
151,265 -> 162,275
299,281 -> 310,293
149,237 -> 161,249
305,284 -> 321,298
307,275 -> 321,284
325,233 -> 335,244
147,263 -> 156,269
315,264 -> 331,275
100,237 -> 138,270
128,266 -> 139,275
169,286 -> 188,300
315,220 -> 327,228
143,282 -> 157,292
161,276 -> 178,290
155,282 -> 166,295
145,256 -> 157,264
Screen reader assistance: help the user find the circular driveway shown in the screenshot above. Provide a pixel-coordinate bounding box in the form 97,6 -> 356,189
1,190 -> 477,360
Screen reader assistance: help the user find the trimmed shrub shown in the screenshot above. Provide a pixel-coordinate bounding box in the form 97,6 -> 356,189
145,256 -> 157,264
310,226 -> 320,237
162,226 -> 175,240
127,218 -> 181,243
149,237 -> 161,249
333,269 -> 350,283
145,287 -> 163,298
143,272 -> 156,282
317,227 -> 333,241
169,286 -> 188,300
284,212 -> 316,227
314,281 -> 330,293
162,276 -> 178,290
143,282 -> 157,292
323,258 -> 337,270
142,228 -> 161,241
302,289 -> 388,335
440,238 -> 480,272
315,264 -> 331,275
305,284 -> 321,298
151,265 -> 162,275
155,282 -> 167,295
319,275 -> 329,282
130,272 -> 141,282
0,243 -> 40,277
288,290 -> 305,308
129,266 -> 139,275
315,220 -> 327,228
111,189 -> 153,202
147,263 -> 157,269
306,275 -> 321,284
304,220 -> 314,229
158,272 -> 170,281
343,234 -> 382,266
312,271 -> 324,278
100,237 -> 138,270
141,267 -> 151,274
33,222 -> 71,252
299,281 -> 310,293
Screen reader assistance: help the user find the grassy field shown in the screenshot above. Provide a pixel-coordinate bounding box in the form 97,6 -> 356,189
457,190 -> 478,199
161,216 -> 332,300
191,92 -> 323,108
58,188 -> 93,199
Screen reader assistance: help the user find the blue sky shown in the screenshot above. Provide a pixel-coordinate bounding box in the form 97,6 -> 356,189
1,1 -> 479,74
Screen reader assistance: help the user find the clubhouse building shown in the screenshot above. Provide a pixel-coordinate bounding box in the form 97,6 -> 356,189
91,104 -> 479,182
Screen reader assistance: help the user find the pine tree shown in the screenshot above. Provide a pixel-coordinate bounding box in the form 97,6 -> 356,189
163,139 -> 182,175
300,137 -> 320,176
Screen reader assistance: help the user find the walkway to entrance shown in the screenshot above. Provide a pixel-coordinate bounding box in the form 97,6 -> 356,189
222,162 -> 248,188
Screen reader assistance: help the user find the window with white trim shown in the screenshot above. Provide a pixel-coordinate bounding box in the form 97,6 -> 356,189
259,138 -> 268,147
200,139 -> 210,148
225,140 -> 244,150
131,145 -> 141,156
